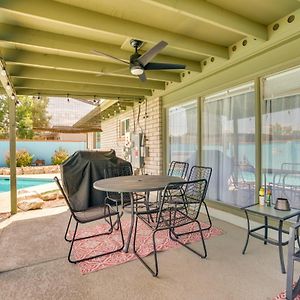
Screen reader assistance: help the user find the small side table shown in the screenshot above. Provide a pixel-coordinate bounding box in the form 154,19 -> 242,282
242,204 -> 300,273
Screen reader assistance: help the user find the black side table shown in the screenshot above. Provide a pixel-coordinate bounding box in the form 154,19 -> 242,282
242,204 -> 300,273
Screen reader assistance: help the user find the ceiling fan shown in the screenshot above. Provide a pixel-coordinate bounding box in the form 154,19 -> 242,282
91,39 -> 185,81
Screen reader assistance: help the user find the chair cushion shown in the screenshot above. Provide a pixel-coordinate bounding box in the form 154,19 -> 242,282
73,205 -> 117,223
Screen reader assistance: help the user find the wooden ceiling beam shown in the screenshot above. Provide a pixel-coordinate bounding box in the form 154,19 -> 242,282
2,49 -> 181,82
144,0 -> 267,40
0,23 -> 202,72
0,0 -> 228,58
13,79 -> 152,96
9,66 -> 165,90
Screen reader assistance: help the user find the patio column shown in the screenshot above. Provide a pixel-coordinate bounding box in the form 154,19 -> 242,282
255,78 -> 262,201
9,96 -> 17,214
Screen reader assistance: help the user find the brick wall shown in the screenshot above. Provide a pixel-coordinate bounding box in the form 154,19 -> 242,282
99,97 -> 163,175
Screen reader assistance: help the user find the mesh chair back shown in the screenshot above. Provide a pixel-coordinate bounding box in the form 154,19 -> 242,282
54,176 -> 77,213
167,161 -> 189,179
104,164 -> 133,203
104,164 -> 133,179
188,166 -> 212,198
155,179 -> 208,229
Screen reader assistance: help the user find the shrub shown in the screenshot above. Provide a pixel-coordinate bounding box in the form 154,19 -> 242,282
5,149 -> 33,167
51,147 -> 69,165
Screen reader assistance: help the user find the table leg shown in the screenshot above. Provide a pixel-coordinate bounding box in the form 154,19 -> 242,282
242,210 -> 251,254
123,193 -> 135,253
264,216 -> 268,245
278,220 -> 286,274
296,215 -> 300,249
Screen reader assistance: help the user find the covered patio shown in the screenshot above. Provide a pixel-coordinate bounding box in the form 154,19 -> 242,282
1,208 -> 298,299
1,0 -> 300,299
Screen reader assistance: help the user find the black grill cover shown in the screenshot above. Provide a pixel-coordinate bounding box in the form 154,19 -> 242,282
61,150 -> 131,211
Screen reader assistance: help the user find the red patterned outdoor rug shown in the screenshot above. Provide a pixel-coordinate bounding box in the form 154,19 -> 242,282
69,219 -> 223,274
274,284 -> 300,300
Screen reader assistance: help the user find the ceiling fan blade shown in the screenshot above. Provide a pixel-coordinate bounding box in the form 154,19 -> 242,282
144,62 -> 186,70
91,50 -> 129,65
138,73 -> 147,81
137,41 -> 168,66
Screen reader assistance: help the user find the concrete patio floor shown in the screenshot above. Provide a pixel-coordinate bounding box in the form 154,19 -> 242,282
0,208 -> 298,300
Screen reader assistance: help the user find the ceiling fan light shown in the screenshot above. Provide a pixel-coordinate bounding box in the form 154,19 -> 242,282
130,66 -> 144,76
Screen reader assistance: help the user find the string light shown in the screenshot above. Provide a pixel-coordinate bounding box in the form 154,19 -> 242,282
0,66 -> 6,77
11,94 -> 16,100
67,93 -> 70,102
37,93 -> 41,100
6,82 -> 11,91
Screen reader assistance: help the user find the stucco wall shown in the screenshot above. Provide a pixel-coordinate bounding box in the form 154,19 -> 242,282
0,140 -> 86,167
99,97 -> 163,175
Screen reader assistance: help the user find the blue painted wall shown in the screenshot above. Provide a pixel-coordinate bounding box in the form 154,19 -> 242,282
0,140 -> 86,166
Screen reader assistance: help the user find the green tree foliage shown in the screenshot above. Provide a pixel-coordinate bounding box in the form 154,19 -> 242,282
0,95 -> 51,139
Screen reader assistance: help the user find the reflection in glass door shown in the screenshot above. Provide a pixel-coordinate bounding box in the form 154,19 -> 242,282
167,100 -> 198,172
262,67 -> 300,209
202,83 -> 256,207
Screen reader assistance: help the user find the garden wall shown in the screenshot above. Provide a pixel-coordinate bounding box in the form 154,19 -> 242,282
0,140 -> 86,167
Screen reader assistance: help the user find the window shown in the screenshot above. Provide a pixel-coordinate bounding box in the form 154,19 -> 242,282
167,100 -> 198,170
119,118 -> 130,137
262,66 -> 300,209
202,82 -> 255,207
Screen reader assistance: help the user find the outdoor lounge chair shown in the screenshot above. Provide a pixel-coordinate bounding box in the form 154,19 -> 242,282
187,166 -> 212,231
54,176 -> 124,263
286,221 -> 300,300
133,178 -> 208,277
167,161 -> 189,179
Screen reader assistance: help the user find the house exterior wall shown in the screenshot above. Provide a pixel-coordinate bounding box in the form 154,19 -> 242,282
99,97 -> 163,175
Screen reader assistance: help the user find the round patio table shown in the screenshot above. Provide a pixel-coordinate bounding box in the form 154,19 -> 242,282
93,175 -> 184,252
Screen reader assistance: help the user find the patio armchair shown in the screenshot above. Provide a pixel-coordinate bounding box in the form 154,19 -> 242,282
162,160 -> 190,203
104,164 -> 134,208
167,160 -> 189,179
54,176 -> 124,263
187,166 -> 213,231
104,164 -> 147,225
133,178 -> 208,277
286,221 -> 300,300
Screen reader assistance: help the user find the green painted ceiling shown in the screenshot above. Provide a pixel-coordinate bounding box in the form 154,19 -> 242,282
0,0 -> 299,108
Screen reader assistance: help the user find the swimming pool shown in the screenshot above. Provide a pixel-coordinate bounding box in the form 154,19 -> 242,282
0,177 -> 54,192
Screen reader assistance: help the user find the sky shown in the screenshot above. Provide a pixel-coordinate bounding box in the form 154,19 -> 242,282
47,97 -> 95,126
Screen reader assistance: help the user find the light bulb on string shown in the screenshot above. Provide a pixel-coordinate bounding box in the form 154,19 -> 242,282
0,66 -> 6,77
6,82 -> 11,91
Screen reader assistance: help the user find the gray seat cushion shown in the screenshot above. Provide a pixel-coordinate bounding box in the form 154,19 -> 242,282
73,205 -> 117,223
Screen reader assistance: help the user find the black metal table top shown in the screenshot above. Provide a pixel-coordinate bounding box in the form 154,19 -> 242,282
93,174 -> 184,193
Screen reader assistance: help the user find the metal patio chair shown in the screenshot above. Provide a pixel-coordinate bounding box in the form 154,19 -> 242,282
286,222 -> 300,300
104,164 -> 146,225
167,160 -> 189,179
163,161 -> 190,202
187,166 -> 213,231
133,178 -> 208,277
104,164 -> 134,209
54,176 -> 124,264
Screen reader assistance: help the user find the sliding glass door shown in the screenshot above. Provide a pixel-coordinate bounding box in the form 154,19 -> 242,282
167,100 -> 198,171
202,83 -> 256,207
262,67 -> 300,209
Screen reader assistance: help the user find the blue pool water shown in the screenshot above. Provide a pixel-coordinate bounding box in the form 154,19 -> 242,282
0,177 -> 54,192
